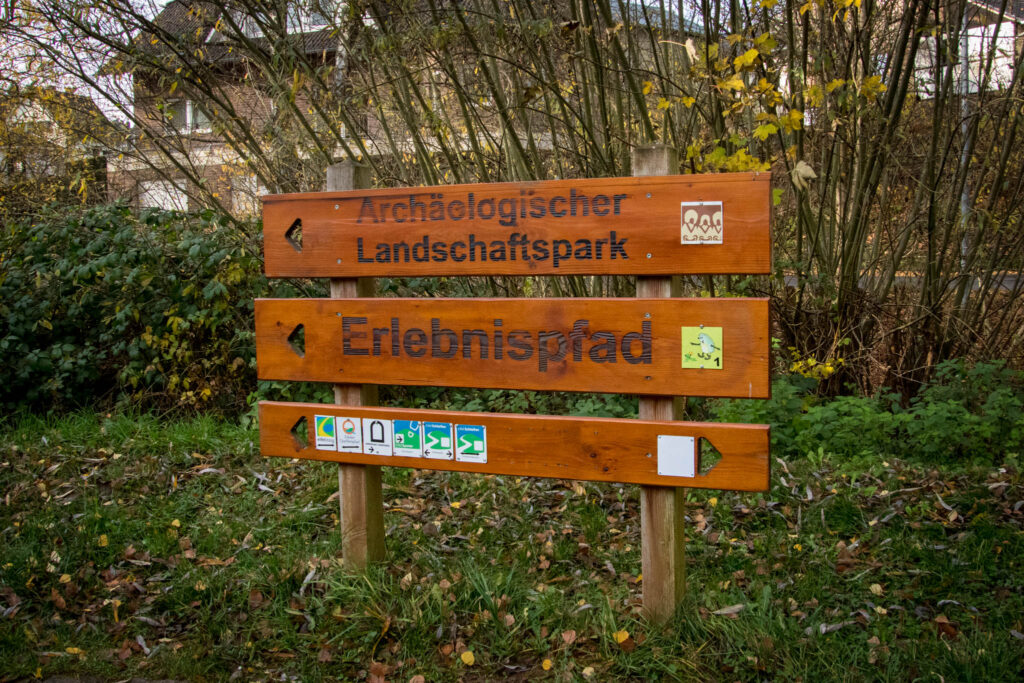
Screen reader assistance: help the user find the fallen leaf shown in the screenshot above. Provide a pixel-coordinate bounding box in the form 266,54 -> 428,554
317,647 -> 332,663
561,629 -> 577,645
582,666 -> 595,678
248,590 -> 265,610
503,613 -> 515,627
869,583 -> 883,596
935,614 -> 958,639
613,629 -> 630,643
712,604 -> 745,616
542,658 -> 552,670
409,676 -> 426,683
460,650 -> 475,665
97,534 -> 108,547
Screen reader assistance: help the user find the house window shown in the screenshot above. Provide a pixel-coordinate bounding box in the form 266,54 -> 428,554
139,179 -> 188,211
165,99 -> 211,133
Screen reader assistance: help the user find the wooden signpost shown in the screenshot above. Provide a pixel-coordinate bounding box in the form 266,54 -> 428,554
255,298 -> 770,398
256,151 -> 771,622
263,173 -> 771,277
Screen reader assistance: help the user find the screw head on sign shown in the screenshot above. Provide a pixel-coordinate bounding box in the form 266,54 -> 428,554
646,193 -> 651,198
646,253 -> 652,258
334,204 -> 339,209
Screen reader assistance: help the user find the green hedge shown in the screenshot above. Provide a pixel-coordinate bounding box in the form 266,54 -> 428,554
0,204 -> 294,413
714,360 -> 1024,464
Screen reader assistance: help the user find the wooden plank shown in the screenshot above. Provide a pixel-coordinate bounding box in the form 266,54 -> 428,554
630,145 -> 688,626
259,401 -> 770,491
262,172 -> 771,277
255,297 -> 771,398
634,145 -> 687,623
326,160 -> 385,568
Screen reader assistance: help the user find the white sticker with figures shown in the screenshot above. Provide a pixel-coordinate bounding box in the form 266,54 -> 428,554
335,416 -> 363,453
657,435 -> 696,478
314,415 -> 336,450
455,424 -> 487,463
680,201 -> 724,244
362,418 -> 393,456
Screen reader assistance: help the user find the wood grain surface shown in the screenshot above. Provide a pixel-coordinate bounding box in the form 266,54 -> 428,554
255,297 -> 771,398
262,173 -> 770,277
259,401 -> 770,491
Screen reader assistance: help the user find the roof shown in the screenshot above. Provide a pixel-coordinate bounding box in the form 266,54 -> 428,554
136,1 -> 339,66
968,0 -> 1024,23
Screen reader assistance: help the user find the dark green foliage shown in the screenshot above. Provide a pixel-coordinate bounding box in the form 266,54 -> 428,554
0,203 -> 296,413
713,361 -> 1024,465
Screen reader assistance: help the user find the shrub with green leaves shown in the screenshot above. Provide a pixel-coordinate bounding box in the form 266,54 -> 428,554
0,203 -> 284,413
713,361 -> 1024,465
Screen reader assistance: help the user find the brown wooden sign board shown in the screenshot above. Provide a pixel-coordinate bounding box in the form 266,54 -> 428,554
262,173 -> 771,277
260,401 -> 770,491
255,297 -> 770,398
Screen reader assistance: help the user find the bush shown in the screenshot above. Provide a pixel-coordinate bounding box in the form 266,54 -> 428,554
712,360 -> 1024,465
0,203 -> 296,413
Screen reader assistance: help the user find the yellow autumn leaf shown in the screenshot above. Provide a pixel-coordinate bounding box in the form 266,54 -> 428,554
782,109 -> 804,131
754,123 -> 778,141
613,629 -> 630,643
680,96 -> 696,108
460,650 -> 475,665
827,78 -> 846,93
642,80 -> 653,95
170,519 -> 181,528
657,97 -> 671,110
59,574 -> 71,584
65,647 -> 84,655
97,534 -> 108,547
860,75 -> 887,102
582,666 -> 595,678
709,497 -> 718,507
805,84 -> 824,107
734,48 -> 760,69
542,658 -> 553,670
450,501 -> 461,509
718,75 -> 745,92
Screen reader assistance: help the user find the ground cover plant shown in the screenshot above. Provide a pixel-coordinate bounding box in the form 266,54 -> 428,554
1,411 -> 1022,681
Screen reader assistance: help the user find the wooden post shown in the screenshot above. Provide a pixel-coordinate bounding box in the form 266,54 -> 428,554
633,145 -> 686,622
326,161 -> 385,566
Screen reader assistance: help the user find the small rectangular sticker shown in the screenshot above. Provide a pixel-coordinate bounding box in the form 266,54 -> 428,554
362,418 -> 393,456
681,201 -> 723,244
681,326 -> 723,370
314,415 -> 336,450
657,435 -> 696,478
335,416 -> 363,453
455,424 -> 487,463
423,422 -> 454,460
393,420 -> 424,457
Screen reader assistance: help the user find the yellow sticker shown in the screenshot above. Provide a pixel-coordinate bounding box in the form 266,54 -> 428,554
681,327 -> 723,369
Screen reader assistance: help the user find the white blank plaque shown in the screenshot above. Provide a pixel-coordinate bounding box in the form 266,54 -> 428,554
657,435 -> 696,478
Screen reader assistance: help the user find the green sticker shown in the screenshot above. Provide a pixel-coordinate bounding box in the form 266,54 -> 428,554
681,327 -> 723,369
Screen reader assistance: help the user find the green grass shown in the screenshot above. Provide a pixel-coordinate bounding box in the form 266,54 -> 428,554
1,411 -> 1023,681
